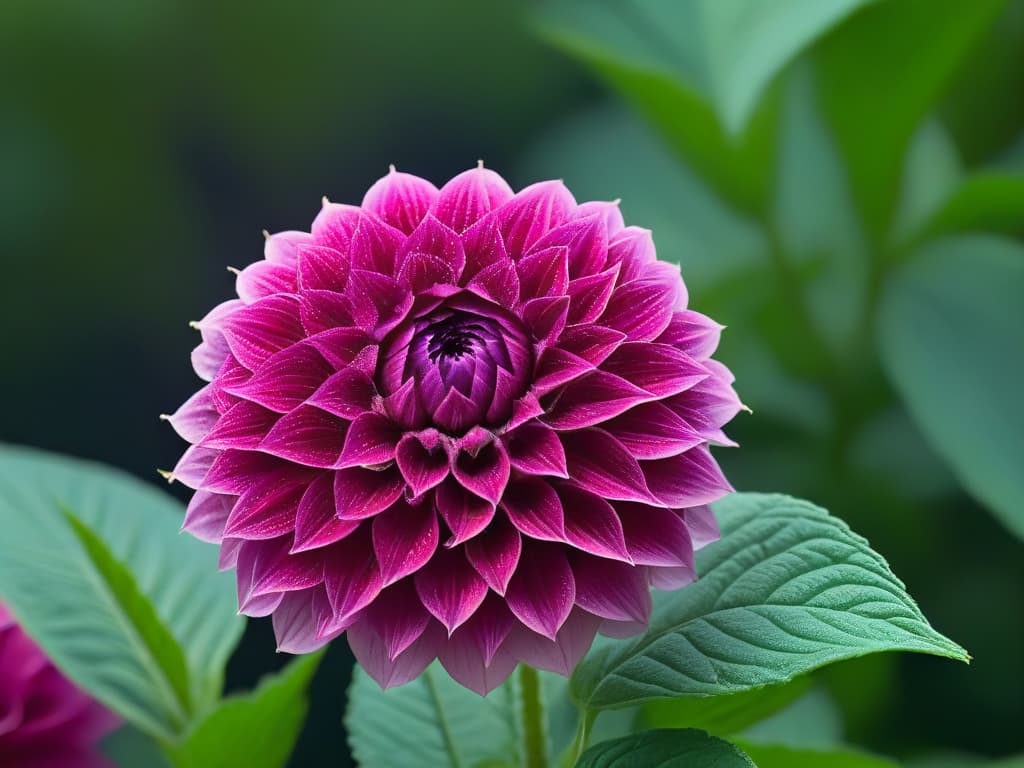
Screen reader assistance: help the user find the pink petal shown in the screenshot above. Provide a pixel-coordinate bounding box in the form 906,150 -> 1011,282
337,412 -> 400,468
565,266 -> 619,325
236,259 -> 297,304
222,294 -> 305,371
323,525 -> 384,623
414,548 -> 489,634
603,402 -> 704,460
397,252 -> 457,293
495,180 -> 576,259
362,170 -> 439,234
642,446 -> 733,508
515,245 -> 570,301
224,343 -> 332,413
191,299 -> 243,380
683,505 -> 720,550
464,516 -> 521,595
236,536 -> 322,606
575,200 -> 624,237
382,378 -> 427,429
347,618 -> 446,690
529,214 -> 608,279
656,310 -> 724,360
505,543 -> 575,640
559,429 -> 654,503
299,289 -> 354,334
223,473 -> 309,539
292,472 -> 360,553
520,296 -> 569,347
439,635 -> 518,697
305,328 -> 375,372
311,202 -> 361,252
372,499 -> 439,586
467,258 -> 520,307
451,441 -> 510,506
274,588 -> 343,653
164,385 -> 219,443
606,226 -> 656,284
348,213 -> 406,274
307,367 -> 377,421
259,405 -> 349,468
503,607 -> 599,675
435,478 -> 496,547
531,348 -> 594,396
432,166 -> 514,233
571,556 -> 650,623
201,449 -> 283,494
602,342 -> 709,398
617,503 -> 696,568
358,579 -> 433,660
182,490 -> 235,543
334,465 -> 405,519
398,214 -> 466,279
500,477 -> 565,541
601,277 -> 678,341
557,485 -> 631,561
201,400 -> 279,450
542,370 -> 653,430
347,269 -> 412,336
648,565 -> 697,591
460,213 -> 510,281
556,324 -> 626,367
296,244 -> 350,293
395,434 -> 450,497
504,422 -> 569,478
264,230 -> 313,266
171,445 -> 219,489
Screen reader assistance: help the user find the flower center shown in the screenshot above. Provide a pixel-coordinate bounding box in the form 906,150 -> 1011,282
377,293 -> 533,433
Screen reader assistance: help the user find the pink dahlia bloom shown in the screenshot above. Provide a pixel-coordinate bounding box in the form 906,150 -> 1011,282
166,166 -> 741,694
0,604 -> 118,767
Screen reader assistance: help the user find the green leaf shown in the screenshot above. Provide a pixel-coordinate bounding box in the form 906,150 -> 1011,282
537,1 -> 777,212
737,742 -> 901,768
891,120 -> 964,247
920,172 -> 1024,241
640,675 -> 812,735
815,0 -> 1006,239
0,444 -> 243,741
346,663 -> 523,768
878,235 -> 1024,540
63,508 -> 193,723
101,725 -> 174,768
168,652 -> 323,768
741,686 -> 842,748
575,729 -> 755,768
570,493 -> 967,710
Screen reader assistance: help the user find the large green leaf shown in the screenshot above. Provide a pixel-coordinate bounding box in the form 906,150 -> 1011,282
575,729 -> 755,768
570,493 -> 967,710
919,172 -> 1024,241
168,652 -> 323,768
0,445 -> 243,740
815,0 -> 1006,239
346,663 -> 523,768
738,742 -> 900,768
878,236 -> 1024,540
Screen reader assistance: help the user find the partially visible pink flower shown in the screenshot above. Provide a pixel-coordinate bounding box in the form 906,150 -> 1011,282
166,165 -> 741,694
0,603 -> 118,768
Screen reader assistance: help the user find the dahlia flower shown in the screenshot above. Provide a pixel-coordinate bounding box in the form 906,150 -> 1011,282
166,165 -> 740,694
0,603 -> 118,768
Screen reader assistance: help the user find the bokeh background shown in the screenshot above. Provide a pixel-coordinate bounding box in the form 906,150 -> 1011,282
2,0 -> 1022,765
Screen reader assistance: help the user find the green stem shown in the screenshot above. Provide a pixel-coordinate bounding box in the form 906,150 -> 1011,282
520,665 -> 548,768
561,708 -> 597,768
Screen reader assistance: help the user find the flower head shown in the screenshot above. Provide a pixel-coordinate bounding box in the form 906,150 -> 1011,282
166,166 -> 741,694
0,604 -> 118,767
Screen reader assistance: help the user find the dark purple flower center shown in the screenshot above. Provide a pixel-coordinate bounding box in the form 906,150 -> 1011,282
378,292 -> 533,433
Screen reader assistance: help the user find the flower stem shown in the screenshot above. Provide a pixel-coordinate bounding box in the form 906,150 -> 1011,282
561,708 -> 596,768
520,665 -> 548,768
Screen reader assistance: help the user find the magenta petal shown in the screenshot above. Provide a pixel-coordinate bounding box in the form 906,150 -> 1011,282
172,444 -> 219,488
503,607 -> 599,674
399,214 -> 466,278
464,517 -> 521,596
222,294 -> 304,371
395,435 -> 450,497
603,402 -> 704,460
323,525 -> 384,622
602,342 -> 709,398
683,505 -> 720,549
201,449 -> 284,494
359,579 -> 433,660
648,565 -> 698,591
657,310 -> 724,359
362,170 -> 439,234
500,477 -> 565,541
304,327 -> 374,371
347,269 -> 412,336
571,556 -> 650,623
496,180 -> 576,258
264,229 -> 312,265
504,422 -> 569,478
515,245 -> 570,300
617,503 -> 696,568
435,479 -> 496,547
348,618 -> 445,690
530,214 -> 608,279
236,537 -> 322,609
520,296 -> 569,347
606,226 -> 656,284
414,548 -> 489,634
236,259 -> 296,304
432,166 -> 514,234
311,202 -> 361,252
397,252 -> 457,293
191,299 -> 242,381
642,446 -> 733,508
223,474 -> 308,540
440,640 -> 518,698
431,386 -> 479,434
274,588 -> 342,653
225,343 -> 332,413
297,244 -> 350,293
451,442 -> 510,506
299,289 -> 354,335
542,370 -> 653,430
292,472 -> 360,553
531,348 -> 594,396
575,200 -> 624,236
334,465 -> 405,520
505,543 -> 574,640
181,490 -> 234,543
348,213 -> 406,274
556,324 -> 626,367
559,429 -> 654,503
565,265 -> 618,325
337,413 -> 400,468
259,405 -> 349,468
372,499 -> 439,586
443,593 -> 515,670
201,400 -> 279,450
467,259 -> 520,307
460,214 -> 511,281
164,386 -> 219,443
382,378 -> 427,430
307,368 -> 377,421
557,485 -> 631,562
601,278 -> 678,341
